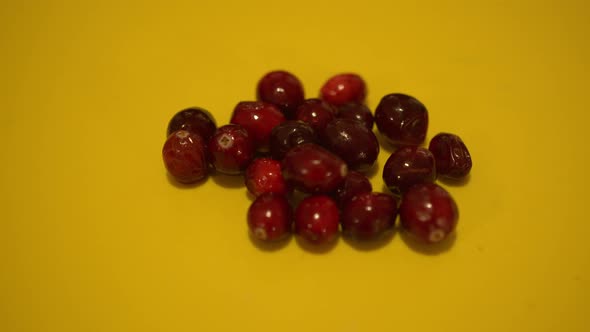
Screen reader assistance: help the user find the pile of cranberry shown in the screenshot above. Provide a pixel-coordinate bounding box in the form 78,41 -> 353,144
162,71 -> 472,247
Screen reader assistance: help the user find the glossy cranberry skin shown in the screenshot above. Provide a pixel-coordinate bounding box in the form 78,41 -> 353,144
341,192 -> 398,240
248,193 -> 292,242
429,133 -> 472,180
282,143 -> 348,194
337,102 -> 374,130
295,195 -> 340,245
321,118 -> 379,172
332,171 -> 372,207
163,130 -> 208,183
269,120 -> 317,160
400,183 -> 458,244
167,107 -> 217,141
295,99 -> 337,133
208,124 -> 255,175
245,158 -> 287,197
382,146 -> 436,196
257,70 -> 305,119
375,93 -> 429,146
230,101 -> 286,152
320,73 -> 367,106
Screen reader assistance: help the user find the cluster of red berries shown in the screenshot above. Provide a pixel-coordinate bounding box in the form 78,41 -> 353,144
162,71 -> 472,247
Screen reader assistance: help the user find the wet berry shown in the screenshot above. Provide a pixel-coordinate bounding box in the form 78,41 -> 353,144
320,73 -> 367,106
321,118 -> 379,172
230,101 -> 286,152
429,133 -> 472,180
163,130 -> 208,183
341,192 -> 398,240
208,124 -> 255,175
295,195 -> 340,245
269,120 -> 316,160
375,93 -> 428,146
257,70 -> 305,119
248,193 -> 292,241
382,146 -> 436,196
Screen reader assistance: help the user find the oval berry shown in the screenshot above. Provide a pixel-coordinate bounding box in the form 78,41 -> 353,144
375,93 -> 428,146
341,192 -> 398,240
163,130 -> 208,183
295,98 -> 337,133
382,146 -> 436,196
321,118 -> 379,172
230,101 -> 286,152
337,102 -> 374,131
248,193 -> 292,242
320,73 -> 367,106
257,70 -> 305,119
208,124 -> 255,175
245,158 -> 288,197
295,195 -> 340,245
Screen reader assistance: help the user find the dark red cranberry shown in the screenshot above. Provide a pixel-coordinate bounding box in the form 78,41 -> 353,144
332,171 -> 372,207
230,101 -> 286,152
341,192 -> 398,240
295,99 -> 337,133
321,118 -> 379,172
163,130 -> 208,183
282,143 -> 347,194
320,73 -> 367,106
269,120 -> 316,160
337,102 -> 374,130
208,124 -> 255,175
248,193 -> 292,241
295,195 -> 340,244
166,107 -> 217,141
400,183 -> 458,244
375,93 -> 428,146
245,158 -> 288,197
382,146 -> 436,196
257,70 -> 305,119
429,133 -> 472,180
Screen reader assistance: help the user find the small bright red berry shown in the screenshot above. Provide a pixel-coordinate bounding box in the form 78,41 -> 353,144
295,195 -> 340,245
230,101 -> 286,152
162,130 -> 208,183
382,146 -> 436,196
320,73 -> 367,106
429,133 -> 472,180
295,99 -> 337,133
245,158 -> 288,197
321,118 -> 379,172
332,171 -> 372,207
282,143 -> 348,194
269,120 -> 317,160
257,70 -> 305,119
248,193 -> 292,242
337,102 -> 374,130
375,93 -> 428,146
208,124 -> 255,175
167,107 -> 217,141
341,192 -> 398,240
400,183 -> 458,244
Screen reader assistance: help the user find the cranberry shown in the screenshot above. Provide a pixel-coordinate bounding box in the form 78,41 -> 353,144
230,101 -> 286,152
429,133 -> 472,180
332,171 -> 372,207
269,120 -> 316,160
208,124 -> 255,175
400,183 -> 458,244
295,195 -> 340,244
295,98 -> 337,133
162,130 -> 208,183
282,143 -> 348,194
321,118 -> 379,172
257,70 -> 305,119
320,73 -> 367,106
167,107 -> 217,141
337,102 -> 374,130
248,193 -> 292,241
341,192 -> 398,240
245,158 -> 288,197
374,93 -> 428,146
382,146 -> 436,196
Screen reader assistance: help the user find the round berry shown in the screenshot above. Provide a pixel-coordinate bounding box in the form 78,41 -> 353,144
321,118 -> 379,172
162,130 -> 208,183
332,171 -> 372,207
337,102 -> 374,130
382,146 -> 436,196
429,133 -> 472,180
245,158 -> 288,197
341,192 -> 398,240
295,99 -> 337,133
400,183 -> 458,244
295,195 -> 340,245
230,101 -> 286,152
320,73 -> 367,106
375,93 -> 428,146
269,120 -> 317,160
208,124 -> 255,175
257,70 -> 305,119
248,193 -> 292,242
167,107 -> 217,141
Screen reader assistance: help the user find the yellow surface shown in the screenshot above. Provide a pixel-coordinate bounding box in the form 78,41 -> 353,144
1,1 -> 589,331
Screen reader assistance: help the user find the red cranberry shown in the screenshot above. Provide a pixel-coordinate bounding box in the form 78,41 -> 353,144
257,70 -> 305,119
295,98 -> 337,133
230,101 -> 286,152
320,73 -> 367,106
341,192 -> 398,240
163,130 -> 208,183
400,183 -> 458,244
337,102 -> 374,130
429,133 -> 472,180
167,107 -> 217,141
208,124 -> 255,175
282,143 -> 348,194
245,158 -> 288,197
321,118 -> 379,172
382,146 -> 436,196
248,193 -> 292,241
269,120 -> 317,160
295,195 -> 340,244
375,93 -> 428,146
332,171 -> 372,207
